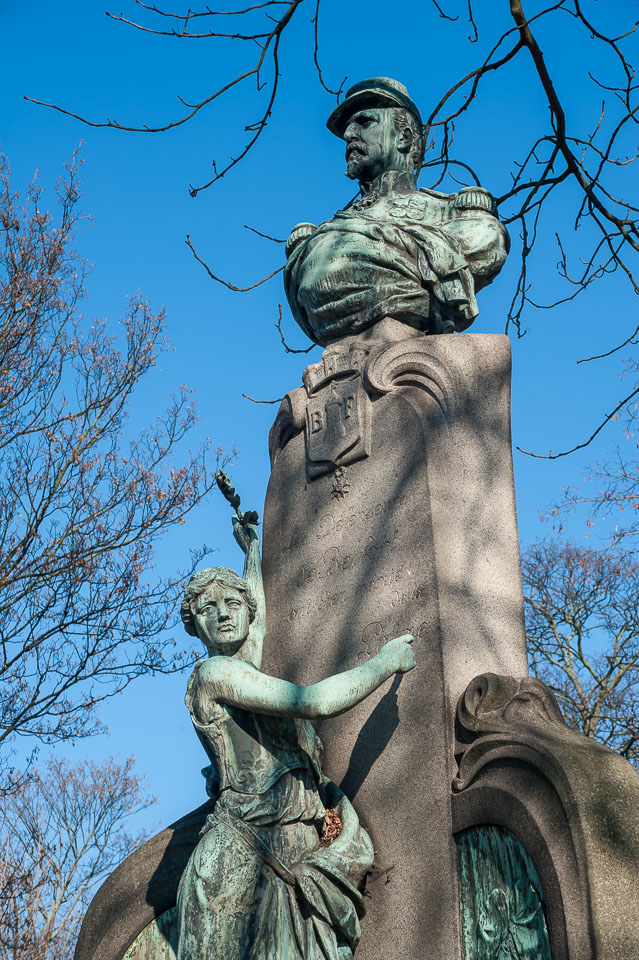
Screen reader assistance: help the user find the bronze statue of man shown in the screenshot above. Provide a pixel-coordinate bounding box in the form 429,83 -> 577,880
284,77 -> 509,345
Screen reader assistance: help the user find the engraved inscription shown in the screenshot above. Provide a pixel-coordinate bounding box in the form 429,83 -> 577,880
294,534 -> 401,591
296,546 -> 353,589
288,575 -> 426,625
277,495 -> 408,558
279,488 -> 426,629
359,622 -> 386,660
359,620 -> 432,660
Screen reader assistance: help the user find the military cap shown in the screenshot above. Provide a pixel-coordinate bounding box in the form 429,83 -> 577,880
326,77 -> 422,138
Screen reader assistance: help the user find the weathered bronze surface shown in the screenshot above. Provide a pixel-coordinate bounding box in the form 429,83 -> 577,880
284,78 -> 509,345
456,825 -> 552,960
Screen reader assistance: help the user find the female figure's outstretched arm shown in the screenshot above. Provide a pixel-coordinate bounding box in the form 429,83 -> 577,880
196,633 -> 416,719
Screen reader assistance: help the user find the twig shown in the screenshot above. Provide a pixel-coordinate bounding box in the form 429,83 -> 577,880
578,321 -> 639,363
421,157 -> 481,185
429,0 -> 458,20
131,0 -> 289,17
105,12 -> 269,38
186,234 -> 283,290
466,0 -> 478,42
274,304 -> 315,353
241,393 -> 284,403
311,0 -> 346,100
518,384 -> 639,459
188,11 -> 294,196
243,224 -> 285,242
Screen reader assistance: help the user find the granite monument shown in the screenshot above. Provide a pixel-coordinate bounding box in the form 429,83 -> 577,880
74,77 -> 639,960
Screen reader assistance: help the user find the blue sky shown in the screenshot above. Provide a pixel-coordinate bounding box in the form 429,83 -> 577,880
1,0 -> 636,830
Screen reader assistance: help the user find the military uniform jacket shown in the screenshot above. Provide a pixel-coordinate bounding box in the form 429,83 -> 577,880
284,170 -> 509,345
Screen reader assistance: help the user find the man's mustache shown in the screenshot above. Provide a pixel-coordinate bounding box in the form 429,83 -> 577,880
346,142 -> 367,160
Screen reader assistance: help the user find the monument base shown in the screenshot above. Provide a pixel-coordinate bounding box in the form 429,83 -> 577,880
262,328 -> 527,960
454,673 -> 639,960
73,328 -> 639,960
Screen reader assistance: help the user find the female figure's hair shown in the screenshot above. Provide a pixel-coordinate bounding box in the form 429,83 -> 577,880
181,566 -> 257,637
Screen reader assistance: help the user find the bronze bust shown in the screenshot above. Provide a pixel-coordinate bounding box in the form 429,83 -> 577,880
284,77 -> 509,346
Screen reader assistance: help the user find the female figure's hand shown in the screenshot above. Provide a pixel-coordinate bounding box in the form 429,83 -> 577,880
232,517 -> 260,555
380,634 -> 416,674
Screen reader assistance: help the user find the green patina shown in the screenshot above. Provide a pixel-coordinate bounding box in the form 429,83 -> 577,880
123,907 -> 178,960
456,825 -> 552,960
284,77 -> 510,347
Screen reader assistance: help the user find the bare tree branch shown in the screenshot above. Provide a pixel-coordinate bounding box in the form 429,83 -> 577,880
311,0 -> 346,99
243,224 -> 285,242
25,0 -> 304,197
518,383 -> 639,460
185,233 -> 283,289
429,0 -> 458,21
241,392 -> 284,403
274,303 -> 315,353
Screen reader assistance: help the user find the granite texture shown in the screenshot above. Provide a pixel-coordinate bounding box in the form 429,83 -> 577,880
262,328 -> 527,960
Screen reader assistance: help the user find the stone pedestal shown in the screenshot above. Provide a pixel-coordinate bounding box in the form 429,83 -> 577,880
73,327 -> 639,960
261,329 -> 528,960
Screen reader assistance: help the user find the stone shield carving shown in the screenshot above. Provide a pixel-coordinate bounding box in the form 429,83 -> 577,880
305,376 -> 369,479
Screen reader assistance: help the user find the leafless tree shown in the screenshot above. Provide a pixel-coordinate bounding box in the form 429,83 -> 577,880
529,368 -> 639,756
0,755 -> 154,960
549,360 -> 639,538
523,539 -> 639,764
0,152 -> 225,771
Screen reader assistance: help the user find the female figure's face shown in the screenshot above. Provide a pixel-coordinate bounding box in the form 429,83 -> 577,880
193,582 -> 250,656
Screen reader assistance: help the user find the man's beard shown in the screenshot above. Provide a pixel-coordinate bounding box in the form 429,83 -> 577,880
345,143 -> 369,181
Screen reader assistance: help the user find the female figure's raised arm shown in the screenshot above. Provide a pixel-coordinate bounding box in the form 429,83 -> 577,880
232,517 -> 265,668
197,633 -> 415,719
